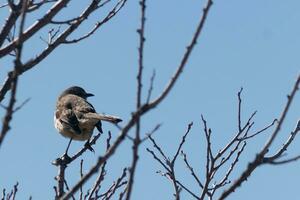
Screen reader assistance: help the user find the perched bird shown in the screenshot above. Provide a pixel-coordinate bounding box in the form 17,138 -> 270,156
54,86 -> 122,158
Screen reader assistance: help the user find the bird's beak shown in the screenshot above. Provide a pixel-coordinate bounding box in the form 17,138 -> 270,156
86,93 -> 94,97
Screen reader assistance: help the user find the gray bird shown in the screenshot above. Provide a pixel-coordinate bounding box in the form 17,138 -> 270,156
54,86 -> 122,158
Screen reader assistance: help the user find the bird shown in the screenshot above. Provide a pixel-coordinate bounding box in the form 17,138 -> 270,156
54,86 -> 122,161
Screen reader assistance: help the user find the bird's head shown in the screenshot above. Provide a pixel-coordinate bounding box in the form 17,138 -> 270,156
60,86 -> 94,99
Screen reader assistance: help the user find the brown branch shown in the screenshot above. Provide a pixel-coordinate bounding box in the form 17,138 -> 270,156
79,159 -> 84,200
27,0 -> 58,12
63,0 -> 127,44
53,133 -> 102,198
105,168 -> 128,200
148,123 -> 194,200
212,142 -> 246,194
202,116 -> 213,176
3,182 -> 19,200
87,132 -> 111,199
212,88 -> 257,162
0,0 -> 71,58
219,74 -> 300,200
175,180 -> 200,200
146,0 -> 213,110
263,120 -> 300,164
11,182 -> 18,200
61,0 -> 213,198
52,133 -> 102,166
0,0 -> 128,103
56,163 -> 67,198
70,133 -> 102,162
118,185 -> 127,200
237,87 -> 243,132
181,151 -> 204,189
87,161 -> 106,199
125,0 -> 146,198
63,180 -> 75,200
148,135 -> 169,163
0,72 -> 18,148
146,69 -> 156,103
170,166 -> 181,200
172,122 -> 193,165
12,98 -> 30,112
0,3 -> 21,47
0,3 -> 9,9
141,123 -> 161,142
265,155 -> 300,165
214,110 -> 256,163
240,118 -> 277,140
0,0 -> 28,149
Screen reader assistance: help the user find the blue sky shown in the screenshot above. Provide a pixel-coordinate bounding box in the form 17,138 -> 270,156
0,0 -> 300,199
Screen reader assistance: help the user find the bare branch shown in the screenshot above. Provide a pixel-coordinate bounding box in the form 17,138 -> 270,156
181,151 -> 204,189
213,142 -> 246,192
105,168 -> 128,200
63,180 -> 75,200
265,154 -> 300,165
148,123 -> 194,200
63,0 -> 127,44
146,148 -> 170,172
52,133 -> 102,198
13,97 -> 30,112
146,0 -> 213,111
219,74 -> 300,200
175,180 -> 200,200
0,0 -> 128,103
148,135 -> 169,163
61,0 -> 213,198
79,159 -> 84,200
0,0 -> 71,58
0,4 -> 21,47
125,0 -> 146,198
52,133 -> 102,166
141,123 -> 161,142
146,69 -> 156,103
172,122 -> 193,164
11,182 -> 18,200
0,0 -> 28,148
263,120 -> 300,164
240,118 -> 277,140
237,87 -> 243,132
87,132 -> 111,199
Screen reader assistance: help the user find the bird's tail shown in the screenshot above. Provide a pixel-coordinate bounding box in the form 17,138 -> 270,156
85,113 -> 122,124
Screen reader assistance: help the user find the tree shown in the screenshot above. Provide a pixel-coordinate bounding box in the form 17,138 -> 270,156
1,0 -> 299,200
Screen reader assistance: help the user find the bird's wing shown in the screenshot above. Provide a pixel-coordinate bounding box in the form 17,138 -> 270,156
70,96 -> 103,133
58,109 -> 82,134
79,100 -> 103,133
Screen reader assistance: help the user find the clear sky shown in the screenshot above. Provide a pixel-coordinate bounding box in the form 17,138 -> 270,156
0,0 -> 300,199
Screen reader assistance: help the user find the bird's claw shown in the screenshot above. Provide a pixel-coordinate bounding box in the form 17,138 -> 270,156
52,153 -> 72,166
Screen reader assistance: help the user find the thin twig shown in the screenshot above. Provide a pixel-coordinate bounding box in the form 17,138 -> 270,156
79,159 -> 84,200
87,132 -> 112,199
63,0 -> 127,44
241,119 -> 277,140
146,69 -> 156,103
0,0 -> 28,148
125,0 -> 146,198
219,74 -> 300,200
237,87 -> 243,132
0,0 -> 128,103
172,122 -> 193,164
61,0 -> 213,198
141,123 -> 162,142
181,151 -> 204,189
263,120 -> 300,164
